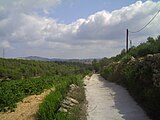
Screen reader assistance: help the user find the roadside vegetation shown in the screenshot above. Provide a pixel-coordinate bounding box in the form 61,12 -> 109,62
67,83 -> 87,120
93,35 -> 160,120
37,75 -> 86,120
56,77 -> 87,120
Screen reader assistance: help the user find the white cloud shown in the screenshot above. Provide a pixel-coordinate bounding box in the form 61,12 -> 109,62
0,0 -> 60,15
0,41 -> 11,48
0,0 -> 160,58
43,9 -> 50,15
77,1 -> 160,41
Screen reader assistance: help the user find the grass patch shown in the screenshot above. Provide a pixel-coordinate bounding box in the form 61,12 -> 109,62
57,78 -> 87,120
0,76 -> 59,112
37,75 -> 84,120
67,84 -> 87,120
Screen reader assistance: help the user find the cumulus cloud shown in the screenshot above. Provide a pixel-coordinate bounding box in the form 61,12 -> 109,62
0,0 -> 160,58
0,0 -> 60,47
77,1 -> 160,41
0,0 -> 60,16
0,41 -> 11,48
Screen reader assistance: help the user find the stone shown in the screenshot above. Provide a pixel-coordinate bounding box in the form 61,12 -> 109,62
147,54 -> 153,58
63,99 -> 71,105
67,97 -> 79,104
59,107 -> 68,112
62,104 -> 71,109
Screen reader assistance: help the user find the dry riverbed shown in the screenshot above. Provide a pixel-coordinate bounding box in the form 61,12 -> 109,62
84,74 -> 150,120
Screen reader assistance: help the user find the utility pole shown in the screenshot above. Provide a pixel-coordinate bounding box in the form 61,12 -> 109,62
126,29 -> 129,52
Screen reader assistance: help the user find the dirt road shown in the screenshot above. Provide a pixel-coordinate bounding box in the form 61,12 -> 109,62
84,74 -> 150,120
0,88 -> 54,120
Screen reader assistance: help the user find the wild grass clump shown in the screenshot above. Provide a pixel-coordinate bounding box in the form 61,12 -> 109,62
37,75 -> 83,120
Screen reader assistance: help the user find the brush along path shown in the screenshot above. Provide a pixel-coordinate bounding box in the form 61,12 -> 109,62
0,88 -> 54,120
84,74 -> 150,120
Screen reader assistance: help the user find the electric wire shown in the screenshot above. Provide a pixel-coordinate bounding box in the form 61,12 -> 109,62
129,10 -> 160,33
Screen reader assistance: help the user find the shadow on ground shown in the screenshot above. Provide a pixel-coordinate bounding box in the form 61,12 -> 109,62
97,75 -> 150,120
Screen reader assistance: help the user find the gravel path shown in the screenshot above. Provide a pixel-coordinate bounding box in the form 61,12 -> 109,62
84,74 -> 150,120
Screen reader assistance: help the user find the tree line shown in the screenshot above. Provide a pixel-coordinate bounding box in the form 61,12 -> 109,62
0,58 -> 92,81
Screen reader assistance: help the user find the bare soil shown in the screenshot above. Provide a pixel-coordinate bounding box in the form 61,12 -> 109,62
0,88 -> 54,120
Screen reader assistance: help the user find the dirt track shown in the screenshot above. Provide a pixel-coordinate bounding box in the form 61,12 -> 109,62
0,88 -> 54,120
84,74 -> 150,120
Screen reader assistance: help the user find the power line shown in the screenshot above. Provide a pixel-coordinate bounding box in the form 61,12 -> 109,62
129,10 -> 160,33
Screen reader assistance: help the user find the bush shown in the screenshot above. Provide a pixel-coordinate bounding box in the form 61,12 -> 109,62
100,55 -> 160,120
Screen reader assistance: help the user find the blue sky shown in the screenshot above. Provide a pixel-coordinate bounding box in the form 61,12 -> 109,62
0,0 -> 160,58
50,0 -> 154,23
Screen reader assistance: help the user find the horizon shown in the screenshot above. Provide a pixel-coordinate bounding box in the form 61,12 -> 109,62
0,0 -> 160,59
1,55 -> 102,60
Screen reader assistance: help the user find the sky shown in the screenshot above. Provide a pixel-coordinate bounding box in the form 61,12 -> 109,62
0,0 -> 160,59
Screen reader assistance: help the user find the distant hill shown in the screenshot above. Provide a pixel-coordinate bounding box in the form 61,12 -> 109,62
19,56 -> 51,61
19,56 -> 100,64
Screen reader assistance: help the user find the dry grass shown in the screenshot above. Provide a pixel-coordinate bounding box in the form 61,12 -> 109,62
67,83 -> 87,120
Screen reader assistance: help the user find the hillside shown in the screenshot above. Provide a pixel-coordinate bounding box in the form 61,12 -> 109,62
19,56 -> 51,61
93,35 -> 160,120
19,56 -> 96,64
0,58 -> 92,81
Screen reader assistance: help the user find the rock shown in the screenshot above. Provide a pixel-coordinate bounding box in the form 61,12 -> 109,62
70,84 -> 76,88
67,97 -> 79,104
58,84 -> 80,113
70,84 -> 76,90
131,56 -> 135,61
63,99 -> 72,105
62,104 -> 71,109
138,57 -> 144,62
59,107 -> 68,112
70,84 -> 79,90
50,88 -> 55,91
127,56 -> 136,64
153,69 -> 159,73
85,75 -> 90,80
147,54 -> 153,58
69,103 -> 75,107
154,53 -> 160,57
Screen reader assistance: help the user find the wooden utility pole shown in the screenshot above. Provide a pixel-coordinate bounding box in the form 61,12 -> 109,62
126,29 -> 129,52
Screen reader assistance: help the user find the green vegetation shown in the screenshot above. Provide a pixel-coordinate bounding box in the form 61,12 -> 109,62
0,58 -> 91,81
93,35 -> 160,120
0,76 -> 56,112
0,58 -> 91,114
37,75 -> 83,120
66,86 -> 87,120
56,77 -> 87,120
